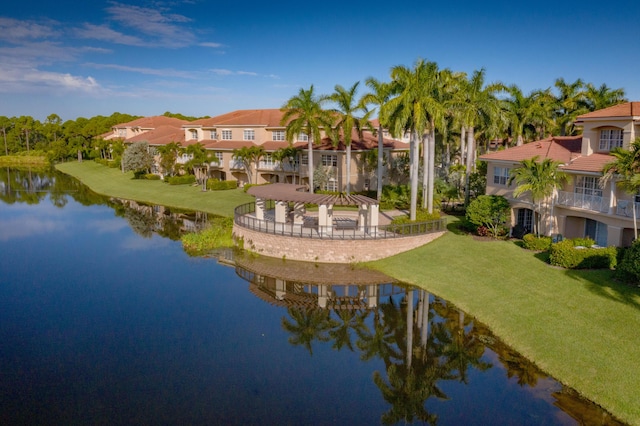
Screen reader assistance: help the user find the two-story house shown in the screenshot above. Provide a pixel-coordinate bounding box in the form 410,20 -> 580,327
480,102 -> 640,247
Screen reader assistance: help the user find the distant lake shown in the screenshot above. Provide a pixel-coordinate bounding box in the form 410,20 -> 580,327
0,168 -> 623,425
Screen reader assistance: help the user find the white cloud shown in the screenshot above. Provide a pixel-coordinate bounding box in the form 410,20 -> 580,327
210,69 -> 279,79
0,216 -> 67,241
75,23 -> 145,46
0,66 -> 101,93
84,62 -> 197,79
0,17 -> 59,43
199,42 -> 223,48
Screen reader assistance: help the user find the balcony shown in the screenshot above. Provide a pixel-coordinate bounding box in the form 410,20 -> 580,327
556,191 -> 610,213
257,161 -> 299,172
615,200 -> 640,219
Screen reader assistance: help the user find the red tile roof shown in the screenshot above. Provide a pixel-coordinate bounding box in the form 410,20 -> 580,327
190,109 -> 286,127
562,153 -> 615,173
127,125 -> 185,145
116,116 -> 190,129
575,102 -> 640,121
479,135 -> 582,164
204,141 -> 257,150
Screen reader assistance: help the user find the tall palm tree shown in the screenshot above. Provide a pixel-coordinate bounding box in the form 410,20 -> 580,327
584,83 -> 627,111
384,59 -> 442,220
328,82 -> 373,195
502,85 -> 547,147
509,156 -> 568,236
601,138 -> 640,240
232,145 -> 265,185
281,306 -> 337,355
553,78 -> 587,136
363,77 -> 394,201
281,86 -> 331,193
453,68 -> 504,205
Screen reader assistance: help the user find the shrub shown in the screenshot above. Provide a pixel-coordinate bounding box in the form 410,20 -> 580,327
549,239 -> 617,269
390,209 -> 441,225
181,217 -> 235,256
569,237 -> 596,247
465,195 -> 510,239
207,179 -> 237,190
144,173 -> 161,180
166,174 -> 196,185
522,234 -> 552,251
380,185 -> 412,210
615,241 -> 640,284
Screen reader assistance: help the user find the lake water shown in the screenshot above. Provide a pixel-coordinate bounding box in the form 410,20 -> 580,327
0,168 -> 623,425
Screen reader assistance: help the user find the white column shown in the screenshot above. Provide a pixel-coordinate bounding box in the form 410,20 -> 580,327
318,284 -> 328,308
275,279 -> 286,300
369,204 -> 379,230
255,197 -> 265,220
358,204 -> 367,231
275,200 -> 287,223
293,202 -> 305,225
609,180 -> 616,215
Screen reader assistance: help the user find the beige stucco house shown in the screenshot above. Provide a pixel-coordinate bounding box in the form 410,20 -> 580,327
480,102 -> 640,247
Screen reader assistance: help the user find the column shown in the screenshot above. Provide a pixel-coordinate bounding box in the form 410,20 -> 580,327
255,197 -> 265,220
369,204 -> 379,233
609,180 -> 616,215
275,200 -> 287,223
293,202 -> 305,225
358,205 -> 367,231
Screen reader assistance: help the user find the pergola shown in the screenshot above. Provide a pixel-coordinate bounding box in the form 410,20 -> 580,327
246,183 -> 379,233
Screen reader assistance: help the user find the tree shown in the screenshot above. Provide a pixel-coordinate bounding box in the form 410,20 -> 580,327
502,85 -> 548,147
584,83 -> 627,111
363,77 -> 394,201
465,195 -> 510,238
509,156 -> 568,236
553,78 -> 587,136
157,141 -> 183,177
183,143 -> 217,190
272,145 -> 300,183
601,137 -> 640,240
232,145 -> 264,185
328,82 -> 373,195
122,141 -> 154,178
281,86 -> 331,193
452,69 -> 504,205
384,59 -> 442,220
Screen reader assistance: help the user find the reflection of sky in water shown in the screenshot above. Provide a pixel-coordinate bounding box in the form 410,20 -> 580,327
0,216 -> 67,241
121,234 -> 171,251
88,218 -> 129,234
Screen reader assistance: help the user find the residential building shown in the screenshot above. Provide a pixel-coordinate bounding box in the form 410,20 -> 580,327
480,102 -> 640,247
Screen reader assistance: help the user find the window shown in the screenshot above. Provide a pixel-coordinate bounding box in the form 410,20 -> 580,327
517,209 -> 533,234
599,129 -> 623,150
322,154 -> 337,167
214,151 -> 223,164
261,154 -> 275,168
493,167 -> 510,185
117,129 -> 126,137
272,130 -> 285,141
243,129 -> 255,141
210,131 -> 218,140
189,129 -> 198,140
585,219 -> 608,247
326,178 -> 337,192
574,176 -> 602,197
221,130 -> 232,140
301,154 -> 308,165
298,133 -> 308,142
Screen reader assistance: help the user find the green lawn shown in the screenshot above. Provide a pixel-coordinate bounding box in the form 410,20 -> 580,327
370,224 -> 640,425
55,161 -> 252,217
55,160 -> 640,424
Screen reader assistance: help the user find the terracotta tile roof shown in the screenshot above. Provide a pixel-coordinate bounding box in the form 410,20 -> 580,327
190,109 -> 286,127
563,153 -> 615,173
260,141 -> 293,151
479,135 -> 582,164
575,102 -> 640,121
116,116 -> 189,129
204,140 -> 257,150
127,125 -> 185,145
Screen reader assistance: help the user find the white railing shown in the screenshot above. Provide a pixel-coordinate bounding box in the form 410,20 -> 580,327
615,200 -> 640,218
230,160 -> 244,170
556,191 -> 610,213
257,161 -> 299,172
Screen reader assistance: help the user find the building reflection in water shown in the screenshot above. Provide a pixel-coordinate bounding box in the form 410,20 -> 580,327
231,253 -> 625,426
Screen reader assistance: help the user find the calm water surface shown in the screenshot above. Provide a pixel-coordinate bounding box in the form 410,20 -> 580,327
0,168 -> 623,425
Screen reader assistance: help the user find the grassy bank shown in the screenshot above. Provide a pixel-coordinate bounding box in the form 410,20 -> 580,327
55,161 -> 252,217
0,155 -> 49,167
55,160 -> 640,424
370,225 -> 640,425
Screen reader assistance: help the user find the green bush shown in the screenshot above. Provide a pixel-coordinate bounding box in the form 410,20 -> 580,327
549,240 -> 617,269
391,209 -> 441,225
166,174 -> 196,185
614,241 -> 640,284
380,185 -> 412,210
522,234 -> 552,251
466,195 -> 510,239
144,173 -> 161,180
569,237 -> 596,247
207,179 -> 237,190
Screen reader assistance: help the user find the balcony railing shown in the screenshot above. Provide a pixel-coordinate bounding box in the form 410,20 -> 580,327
234,202 -> 446,240
615,200 -> 640,218
556,191 -> 610,213
257,162 -> 299,172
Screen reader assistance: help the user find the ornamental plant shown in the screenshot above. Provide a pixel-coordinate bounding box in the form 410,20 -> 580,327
465,195 -> 510,238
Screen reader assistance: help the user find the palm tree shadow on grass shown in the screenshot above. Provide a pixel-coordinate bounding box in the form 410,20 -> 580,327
564,268 -> 640,312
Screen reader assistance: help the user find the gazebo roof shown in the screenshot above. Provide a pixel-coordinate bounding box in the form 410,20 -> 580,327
246,183 -> 378,206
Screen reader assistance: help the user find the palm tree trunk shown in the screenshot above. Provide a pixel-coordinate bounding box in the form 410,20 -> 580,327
345,143 -> 351,195
427,129 -> 436,213
460,126 -> 466,167
406,289 -> 414,369
377,124 -> 384,201
308,138 -> 314,193
422,133 -> 428,209
410,130 -> 419,221
633,201 -> 638,241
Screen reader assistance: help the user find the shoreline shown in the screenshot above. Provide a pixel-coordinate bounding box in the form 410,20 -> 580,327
54,161 -> 640,425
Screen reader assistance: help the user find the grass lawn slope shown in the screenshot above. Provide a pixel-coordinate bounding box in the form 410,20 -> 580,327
370,224 -> 640,425
56,161 -> 252,217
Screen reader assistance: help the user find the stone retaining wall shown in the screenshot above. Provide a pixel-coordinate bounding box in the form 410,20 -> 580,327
233,225 -> 446,263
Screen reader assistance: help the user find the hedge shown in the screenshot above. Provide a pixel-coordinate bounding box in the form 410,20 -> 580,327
207,179 -> 237,190
522,234 -> 552,251
166,174 -> 196,185
549,239 -> 617,269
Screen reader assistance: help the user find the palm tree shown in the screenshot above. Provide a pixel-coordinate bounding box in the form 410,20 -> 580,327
363,77 -> 394,201
502,85 -> 547,147
272,145 -> 300,183
601,138 -> 640,240
328,82 -> 373,195
553,78 -> 587,136
384,59 -> 442,220
281,306 -> 337,355
232,145 -> 265,185
281,86 -> 331,193
509,156 -> 568,236
584,83 -> 627,111
452,69 -> 504,205
156,141 -> 182,177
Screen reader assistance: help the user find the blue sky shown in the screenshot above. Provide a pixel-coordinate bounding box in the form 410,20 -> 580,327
1,0 -> 639,122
